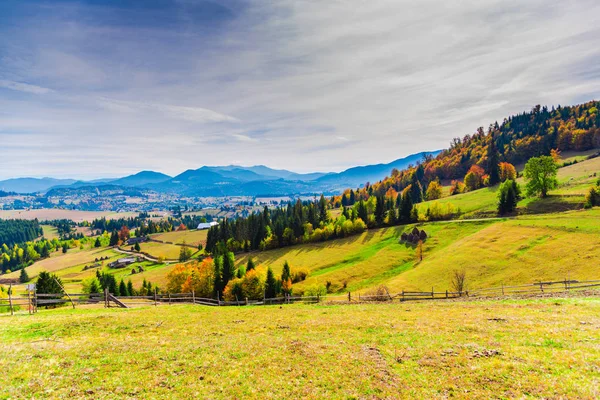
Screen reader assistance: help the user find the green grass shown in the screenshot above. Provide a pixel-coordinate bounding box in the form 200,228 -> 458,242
39,225 -> 59,241
1,298 -> 599,399
149,229 -> 208,247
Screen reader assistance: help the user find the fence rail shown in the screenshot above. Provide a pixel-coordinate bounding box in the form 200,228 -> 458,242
2,277 -> 600,315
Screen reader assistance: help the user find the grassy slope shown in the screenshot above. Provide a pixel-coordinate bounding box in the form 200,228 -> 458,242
150,229 -> 208,246
236,208 -> 600,293
416,155 -> 600,218
2,299 -> 599,399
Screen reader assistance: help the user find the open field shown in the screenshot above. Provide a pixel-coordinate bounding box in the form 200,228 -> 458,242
237,208 -> 600,294
1,298 -> 599,398
138,241 -> 184,260
413,154 -> 600,218
150,229 -> 208,247
0,209 -> 139,223
8,208 -> 599,296
39,225 -> 59,240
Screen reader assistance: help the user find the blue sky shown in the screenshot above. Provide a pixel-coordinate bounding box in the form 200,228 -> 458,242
1,0 -> 600,179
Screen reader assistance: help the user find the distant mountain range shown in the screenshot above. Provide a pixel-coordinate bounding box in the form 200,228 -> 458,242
0,150 -> 440,196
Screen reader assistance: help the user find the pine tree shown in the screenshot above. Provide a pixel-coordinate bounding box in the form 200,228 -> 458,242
357,200 -> 368,223
374,195 -> 385,226
119,279 -> 128,296
89,279 -> 100,294
487,135 -> 501,185
265,267 -> 277,298
222,252 -> 235,287
387,207 -> 398,225
127,280 -> 134,296
94,237 -> 101,248
109,231 -> 119,246
399,188 -> 413,222
19,267 -> 29,283
134,242 -> 141,252
213,256 -> 223,297
318,194 -> 329,224
36,271 -> 64,294
246,258 -> 255,272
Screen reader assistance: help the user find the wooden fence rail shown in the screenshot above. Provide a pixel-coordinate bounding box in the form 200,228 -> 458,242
2,277 -> 600,315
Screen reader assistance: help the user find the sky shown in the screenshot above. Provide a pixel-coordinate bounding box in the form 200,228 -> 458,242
1,0 -> 600,180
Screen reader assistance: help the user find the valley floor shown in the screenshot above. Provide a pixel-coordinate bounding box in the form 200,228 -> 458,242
2,298 -> 599,399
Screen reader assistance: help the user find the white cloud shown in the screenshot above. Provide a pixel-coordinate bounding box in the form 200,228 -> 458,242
0,80 -> 53,94
1,0 -> 600,179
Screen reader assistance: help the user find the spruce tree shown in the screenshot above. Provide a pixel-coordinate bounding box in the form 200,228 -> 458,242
127,280 -> 134,296
109,231 -> 119,246
119,279 -> 128,296
246,258 -> 256,272
134,242 -> 141,252
374,195 -> 385,226
19,268 -> 29,283
487,135 -> 501,185
89,279 -> 100,294
94,237 -> 101,248
265,267 -> 277,298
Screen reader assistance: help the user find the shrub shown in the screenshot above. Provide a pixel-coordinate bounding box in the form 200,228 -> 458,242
585,185 -> 600,208
363,285 -> 390,301
449,180 -> 466,195
292,269 -> 308,283
304,284 -> 327,297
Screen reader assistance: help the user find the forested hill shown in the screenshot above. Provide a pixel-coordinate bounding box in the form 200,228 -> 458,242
423,101 -> 600,181
0,219 -> 42,247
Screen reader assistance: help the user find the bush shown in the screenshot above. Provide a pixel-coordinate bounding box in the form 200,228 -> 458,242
292,269 -> 308,283
585,185 -> 600,208
363,285 -> 390,301
304,284 -> 327,297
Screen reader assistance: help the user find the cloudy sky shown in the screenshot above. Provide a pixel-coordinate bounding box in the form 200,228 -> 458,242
1,0 -> 600,179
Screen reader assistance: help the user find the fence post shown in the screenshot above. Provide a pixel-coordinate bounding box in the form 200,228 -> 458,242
104,288 -> 108,308
28,290 -> 32,315
8,283 -> 14,316
168,293 -> 171,306
445,290 -> 448,299
348,292 -> 351,302
401,290 -> 404,302
564,279 -> 568,291
33,286 -> 37,313
502,283 -> 505,296
154,288 -> 157,306
432,287 -> 434,299
317,293 -> 320,303
245,297 -> 248,306
192,290 -> 195,304
539,282 -> 544,293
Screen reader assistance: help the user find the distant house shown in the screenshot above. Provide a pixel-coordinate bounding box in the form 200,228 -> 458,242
109,257 -> 137,269
197,221 -> 218,230
127,236 -> 147,245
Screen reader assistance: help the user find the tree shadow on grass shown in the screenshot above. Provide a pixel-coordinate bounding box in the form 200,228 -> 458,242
521,195 -> 584,215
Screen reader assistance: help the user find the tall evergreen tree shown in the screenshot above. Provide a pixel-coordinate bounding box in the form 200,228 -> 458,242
109,231 -> 119,246
94,237 -> 101,248
19,267 -> 29,283
264,267 -> 277,298
399,188 -> 414,222
127,280 -> 134,296
318,194 -> 328,224
246,258 -> 255,272
119,279 -> 128,296
487,134 -> 501,185
374,195 -> 385,226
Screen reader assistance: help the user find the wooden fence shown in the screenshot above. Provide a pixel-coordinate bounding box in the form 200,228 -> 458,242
2,278 -> 600,315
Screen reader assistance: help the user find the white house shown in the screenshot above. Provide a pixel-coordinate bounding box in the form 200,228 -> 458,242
197,221 -> 218,230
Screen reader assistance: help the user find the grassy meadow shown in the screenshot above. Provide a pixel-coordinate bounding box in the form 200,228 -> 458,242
1,298 -> 599,399
150,229 -> 208,247
236,208 -> 600,294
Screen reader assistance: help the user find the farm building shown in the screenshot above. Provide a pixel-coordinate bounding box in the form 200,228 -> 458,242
197,221 -> 218,230
127,236 -> 147,245
109,257 -> 137,269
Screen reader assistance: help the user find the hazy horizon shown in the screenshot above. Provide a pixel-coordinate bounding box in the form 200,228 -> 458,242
2,0 -> 600,180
